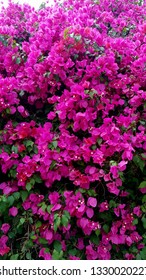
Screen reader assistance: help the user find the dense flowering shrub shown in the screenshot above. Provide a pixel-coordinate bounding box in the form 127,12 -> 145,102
0,0 -> 146,260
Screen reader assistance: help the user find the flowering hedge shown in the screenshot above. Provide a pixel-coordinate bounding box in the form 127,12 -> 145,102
0,0 -> 146,260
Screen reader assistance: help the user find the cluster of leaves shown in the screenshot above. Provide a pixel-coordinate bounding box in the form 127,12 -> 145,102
0,0 -> 146,260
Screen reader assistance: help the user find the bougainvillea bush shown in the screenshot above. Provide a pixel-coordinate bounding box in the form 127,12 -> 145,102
0,0 -> 146,260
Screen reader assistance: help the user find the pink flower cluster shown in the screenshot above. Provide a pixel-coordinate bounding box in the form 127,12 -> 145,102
0,0 -> 146,259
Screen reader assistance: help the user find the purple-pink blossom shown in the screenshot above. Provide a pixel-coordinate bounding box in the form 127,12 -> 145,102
9,207 -> 18,217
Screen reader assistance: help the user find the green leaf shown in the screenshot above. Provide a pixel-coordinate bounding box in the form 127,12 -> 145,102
30,235 -> 37,240
63,210 -> 70,219
26,240 -> 34,248
91,145 -> 96,150
53,240 -> 62,252
1,195 -> 7,202
20,191 -> 28,202
0,202 -> 7,213
142,216 -> 146,229
90,233 -> 99,245
4,145 -> 11,153
19,90 -> 25,97
33,145 -> 38,154
13,192 -> 20,200
16,57 -> 21,64
20,218 -> 25,225
9,169 -> 17,178
98,212 -> 113,222
133,155 -> 145,172
35,221 -> 42,229
30,178 -> 35,185
133,218 -> 138,225
61,215 -> 69,227
110,160 -> 117,166
97,138 -> 102,145
47,205 -> 51,213
38,238 -> 48,245
109,200 -> 117,208
140,247 -> 146,260
103,224 -> 110,233
139,181 -> 146,189
25,140 -> 34,148
10,254 -> 19,260
52,140 -> 58,149
54,216 -> 61,232
8,232 -> 15,239
68,248 -> 78,256
50,160 -> 56,170
26,182 -> 32,192
11,145 -> 18,153
87,189 -> 96,197
131,247 -> 138,253
142,195 -> 146,203
7,196 -> 15,206
41,202 -> 47,211
26,252 -> 32,260
52,249 -> 63,260
33,175 -> 42,183
141,204 -> 146,213
95,229 -> 101,237
143,237 -> 146,244
54,213 -> 59,220
136,253 -> 142,260
88,91 -> 95,99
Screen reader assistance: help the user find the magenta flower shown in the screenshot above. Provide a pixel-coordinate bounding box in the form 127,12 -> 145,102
0,236 -> 10,256
77,238 -> 84,250
1,224 -> 10,234
22,201 -> 31,210
47,112 -> 56,120
118,161 -> 128,171
86,245 -> 98,260
86,207 -> 94,218
125,253 -> 134,260
133,206 -> 142,217
9,207 -> 18,217
78,218 -> 100,235
39,248 -> 52,260
97,243 -> 111,260
110,234 -> 126,245
69,256 -> 80,260
99,201 -> 109,212
139,187 -> 146,194
87,197 -> 97,208
43,230 -> 53,241
49,192 -> 60,204
106,182 -> 120,195
0,0 -> 145,261
110,165 -> 118,179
